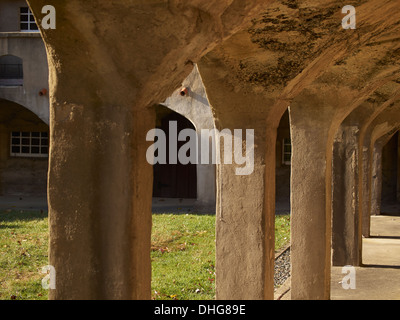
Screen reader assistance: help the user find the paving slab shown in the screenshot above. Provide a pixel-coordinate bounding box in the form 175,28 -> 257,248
331,266 -> 400,300
370,215 -> 400,238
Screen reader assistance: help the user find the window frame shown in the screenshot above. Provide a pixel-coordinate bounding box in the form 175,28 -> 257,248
20,7 -> 39,32
282,138 -> 292,166
10,131 -> 49,158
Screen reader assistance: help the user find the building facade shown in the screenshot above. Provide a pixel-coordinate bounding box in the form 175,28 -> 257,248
0,0 -> 49,196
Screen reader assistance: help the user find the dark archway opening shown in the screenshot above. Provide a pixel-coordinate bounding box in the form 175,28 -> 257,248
153,105 -> 197,199
381,131 -> 400,216
0,99 -> 48,196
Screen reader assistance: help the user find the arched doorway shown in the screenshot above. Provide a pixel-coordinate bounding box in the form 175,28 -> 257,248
153,105 -> 197,199
0,99 -> 48,196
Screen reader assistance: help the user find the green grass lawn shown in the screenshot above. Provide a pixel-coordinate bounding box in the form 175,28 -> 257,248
0,210 -> 290,300
0,210 -> 49,300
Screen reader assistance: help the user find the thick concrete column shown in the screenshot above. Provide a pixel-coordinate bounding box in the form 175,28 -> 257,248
47,92 -> 155,300
332,125 -> 360,266
214,125 -> 276,300
360,140 -> 373,238
27,0 -> 266,300
371,142 -> 384,217
289,88 -> 343,300
197,55 -> 284,300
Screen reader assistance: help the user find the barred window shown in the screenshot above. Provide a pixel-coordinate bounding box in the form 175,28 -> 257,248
282,138 -> 292,165
11,132 -> 49,158
0,55 -> 23,86
20,7 -> 39,32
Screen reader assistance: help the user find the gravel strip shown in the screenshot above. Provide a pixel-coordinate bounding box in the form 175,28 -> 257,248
274,248 -> 291,288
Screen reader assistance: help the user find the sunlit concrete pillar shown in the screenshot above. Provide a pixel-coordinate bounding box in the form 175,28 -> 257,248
332,125 -> 360,266
289,89 -> 338,300
27,0 -> 265,300
198,55 -> 286,300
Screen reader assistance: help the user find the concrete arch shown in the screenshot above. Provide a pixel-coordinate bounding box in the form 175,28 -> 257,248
0,32 -> 49,124
358,103 -> 400,239
161,65 -> 216,212
331,81 -> 400,266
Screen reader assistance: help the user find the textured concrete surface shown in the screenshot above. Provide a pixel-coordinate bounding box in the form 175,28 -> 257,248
332,215 -> 400,300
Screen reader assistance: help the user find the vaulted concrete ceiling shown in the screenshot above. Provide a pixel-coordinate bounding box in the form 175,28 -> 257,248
199,0 -> 400,127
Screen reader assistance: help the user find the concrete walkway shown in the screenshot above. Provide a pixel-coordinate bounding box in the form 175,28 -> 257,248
277,214 -> 400,300
331,215 -> 400,300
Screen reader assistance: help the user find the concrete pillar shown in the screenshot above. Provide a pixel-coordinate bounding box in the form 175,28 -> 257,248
214,127 -> 276,300
48,96 -> 155,300
371,142 -> 384,216
360,141 -> 372,238
288,87 -> 351,300
332,125 -> 360,266
27,0 -> 265,300
197,55 -> 286,300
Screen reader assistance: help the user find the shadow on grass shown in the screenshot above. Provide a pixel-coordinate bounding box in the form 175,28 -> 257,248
0,210 -> 48,228
152,209 -> 215,216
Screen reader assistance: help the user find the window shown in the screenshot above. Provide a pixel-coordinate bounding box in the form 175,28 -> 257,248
11,132 -> 49,158
0,55 -> 23,86
282,138 -> 292,165
20,7 -> 39,32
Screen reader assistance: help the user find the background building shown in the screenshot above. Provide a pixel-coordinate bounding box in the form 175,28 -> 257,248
0,0 -> 49,196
